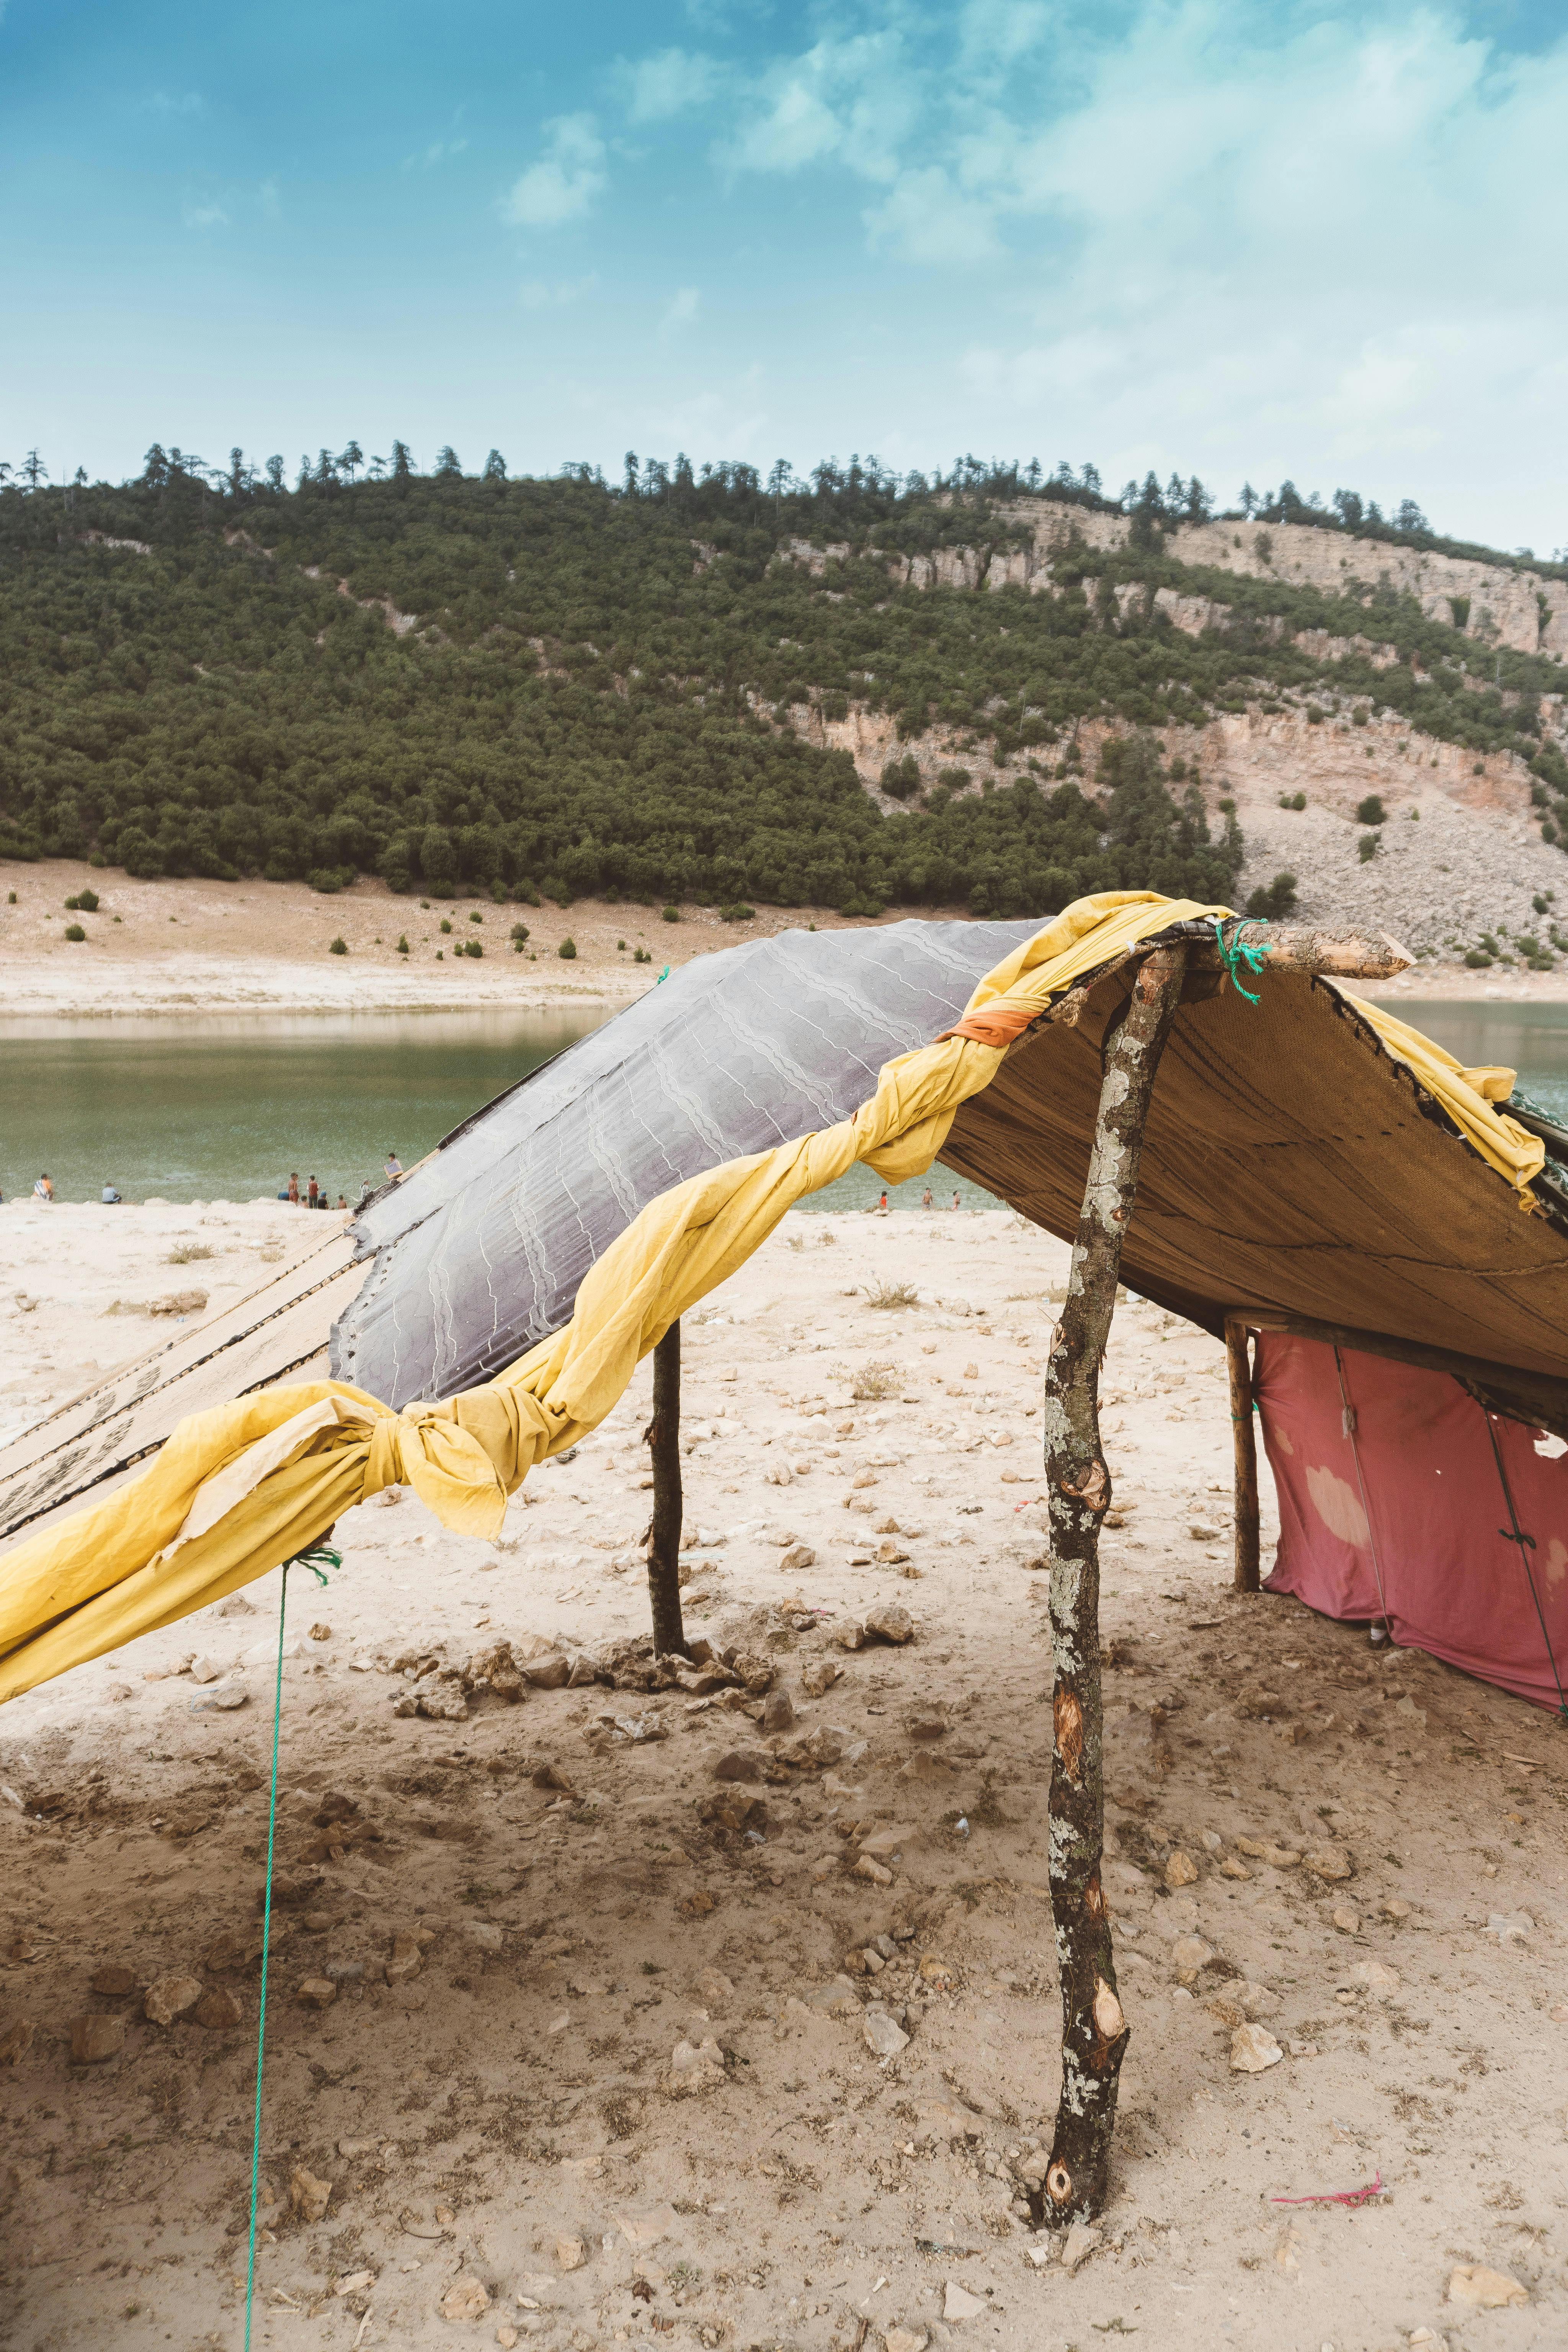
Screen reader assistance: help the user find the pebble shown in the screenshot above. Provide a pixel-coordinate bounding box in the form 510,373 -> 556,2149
944,2280 -> 987,2321
1447,2265 -> 1527,2309
834,1621 -> 867,1651
195,1987 -> 243,2030
885,2330 -> 928,2352
90,1963 -> 139,1998
1352,1960 -> 1401,1996
864,1602 -> 914,1645
496,2329 -> 519,2349
297,1977 -> 338,2008
1169,1936 -> 1213,1984
1302,1847 -> 1352,1881
1061,2221 -> 1102,2274
800,1658 -> 842,1697
144,1973 -> 204,2026
777,1544 -> 816,1573
440,2276 -> 491,2323
1164,1850 -> 1199,1888
614,2204 -> 678,2246
919,1956 -> 956,1991
188,1655 -> 225,1684
804,1975 -> 863,2016
70,2013 -> 124,2063
1331,1906 -> 1361,1934
555,2235 -> 588,2271
1219,1857 -> 1252,1880
762,1689 -> 795,1734
855,1855 -> 894,1885
385,1934 -> 425,1986
1230,2022 -> 1284,2072
289,2164 -> 333,2223
863,2006 -> 909,2058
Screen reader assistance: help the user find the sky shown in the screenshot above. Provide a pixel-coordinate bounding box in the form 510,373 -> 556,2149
3,0 -> 1566,552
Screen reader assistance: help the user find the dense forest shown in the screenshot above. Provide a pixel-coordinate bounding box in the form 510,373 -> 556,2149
0,446 -> 1562,918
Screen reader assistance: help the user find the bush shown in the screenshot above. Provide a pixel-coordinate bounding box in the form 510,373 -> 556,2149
329,935 -> 348,954
469,910 -> 483,923
1277,791 -> 1306,811
64,921 -> 86,941
881,754 -> 923,800
510,923 -> 531,948
65,888 -> 100,912
719,903 -> 755,921
1356,794 -> 1386,825
463,938 -> 482,958
396,934 -> 409,953
866,1280 -> 918,1308
559,938 -> 577,959
1357,834 -> 1379,862
852,1359 -> 900,1401
439,917 -> 452,934
1305,704 -> 1325,724
662,905 -> 681,923
633,946 -> 652,963
1464,949 -> 1494,967
1245,871 -> 1298,920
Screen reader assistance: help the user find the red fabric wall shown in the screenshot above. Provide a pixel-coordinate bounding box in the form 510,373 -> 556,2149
1255,1331 -> 1568,1713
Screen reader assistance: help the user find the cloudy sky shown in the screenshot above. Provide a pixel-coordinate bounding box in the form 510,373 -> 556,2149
3,0 -> 1565,549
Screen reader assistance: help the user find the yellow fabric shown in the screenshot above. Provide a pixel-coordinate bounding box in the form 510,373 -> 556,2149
0,891 -> 1544,1701
1342,996 -> 1545,1205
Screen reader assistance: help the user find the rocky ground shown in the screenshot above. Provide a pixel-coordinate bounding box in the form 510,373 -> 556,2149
3,1210 -> 1567,2349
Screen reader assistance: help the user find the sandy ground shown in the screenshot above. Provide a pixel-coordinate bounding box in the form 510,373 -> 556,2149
7,857 -> 1568,1021
0,864 -> 911,1021
3,1208 -> 1567,2350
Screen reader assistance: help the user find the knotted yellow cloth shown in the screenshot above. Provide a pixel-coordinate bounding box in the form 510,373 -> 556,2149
0,893 -> 1541,1702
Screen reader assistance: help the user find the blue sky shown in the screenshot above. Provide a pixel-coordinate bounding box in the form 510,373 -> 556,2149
3,1 -> 1566,549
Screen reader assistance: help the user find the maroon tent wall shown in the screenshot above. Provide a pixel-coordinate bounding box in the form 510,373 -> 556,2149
1255,1332 -> 1568,1714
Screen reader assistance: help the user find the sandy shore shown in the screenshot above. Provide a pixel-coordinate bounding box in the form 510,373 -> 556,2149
3,1207 -> 1565,2347
6,856 -> 1568,1019
0,861 -> 910,1021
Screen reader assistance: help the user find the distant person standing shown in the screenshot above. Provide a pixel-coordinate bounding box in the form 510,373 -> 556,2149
949,1190 -> 961,1211
33,1173 -> 54,1202
384,1149 -> 403,1180
307,1176 -> 319,1209
921,1186 -> 934,1210
287,1173 -> 300,1205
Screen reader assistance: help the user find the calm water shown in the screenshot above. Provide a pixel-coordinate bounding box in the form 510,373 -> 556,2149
0,1008 -> 1002,1212
7,998 -> 1544,1215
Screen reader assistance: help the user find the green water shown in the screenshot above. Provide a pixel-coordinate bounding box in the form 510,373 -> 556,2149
8,996 -> 1540,1215
0,1010 -> 601,1206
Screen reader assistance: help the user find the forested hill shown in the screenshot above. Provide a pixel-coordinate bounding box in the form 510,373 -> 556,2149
1,449 -> 1564,920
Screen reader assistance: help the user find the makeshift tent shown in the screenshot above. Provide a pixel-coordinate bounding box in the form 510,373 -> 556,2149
1255,1330 -> 1568,1716
3,890 -> 1566,1707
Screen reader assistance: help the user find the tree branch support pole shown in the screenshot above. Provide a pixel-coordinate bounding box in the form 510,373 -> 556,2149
644,1320 -> 689,1660
1039,942 -> 1189,2227
1227,1320 -> 1261,1594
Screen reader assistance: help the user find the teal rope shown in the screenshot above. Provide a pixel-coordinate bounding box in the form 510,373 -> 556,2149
1214,918 -> 1269,1005
243,1545 -> 338,2350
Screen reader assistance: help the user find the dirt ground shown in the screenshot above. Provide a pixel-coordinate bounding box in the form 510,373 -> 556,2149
3,1208 -> 1567,2352
4,856 -> 1566,1021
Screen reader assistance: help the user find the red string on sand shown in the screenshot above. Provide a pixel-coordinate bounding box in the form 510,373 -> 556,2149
1271,2171 -> 1385,2209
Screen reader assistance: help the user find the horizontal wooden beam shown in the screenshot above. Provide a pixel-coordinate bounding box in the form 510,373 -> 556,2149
1186,920 -> 1413,981
1227,1305 -> 1568,1438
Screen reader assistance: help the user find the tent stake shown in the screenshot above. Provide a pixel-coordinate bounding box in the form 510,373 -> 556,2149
644,1320 -> 689,1660
1039,941 -> 1189,2228
1227,1320 -> 1261,1593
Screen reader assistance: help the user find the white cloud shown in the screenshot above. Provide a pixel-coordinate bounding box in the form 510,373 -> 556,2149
659,286 -> 701,338
722,31 -> 920,184
182,199 -> 229,230
865,167 -> 1000,265
619,47 -> 722,123
404,136 -> 470,172
501,114 -> 607,229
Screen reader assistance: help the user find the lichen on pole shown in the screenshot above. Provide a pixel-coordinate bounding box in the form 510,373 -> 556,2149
1038,942 -> 1190,2226
644,1320 -> 689,1660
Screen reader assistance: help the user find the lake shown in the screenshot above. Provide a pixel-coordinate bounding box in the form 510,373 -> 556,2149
3,996 -> 1564,1213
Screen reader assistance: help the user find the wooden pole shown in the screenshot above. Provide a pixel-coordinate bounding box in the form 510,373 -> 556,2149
644,1320 -> 689,1660
1039,941 -> 1189,2229
1227,1320 -> 1260,1594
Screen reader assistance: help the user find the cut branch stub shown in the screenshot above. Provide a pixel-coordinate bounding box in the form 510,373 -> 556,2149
643,1320 -> 689,1661
1039,941 -> 1189,2228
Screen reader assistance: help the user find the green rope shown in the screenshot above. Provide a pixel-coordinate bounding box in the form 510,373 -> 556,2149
243,1544 -> 338,2351
1214,918 -> 1269,1005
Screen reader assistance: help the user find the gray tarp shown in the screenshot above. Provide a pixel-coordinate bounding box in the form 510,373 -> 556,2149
331,918 -> 1040,1408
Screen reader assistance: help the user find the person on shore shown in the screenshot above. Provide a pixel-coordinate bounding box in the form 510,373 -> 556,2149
287,1173 -> 300,1205
949,1190 -> 961,1211
384,1149 -> 403,1179
33,1173 -> 54,1202
101,1182 -> 121,1204
336,1194 -> 348,1210
921,1186 -> 934,1209
307,1176 -> 319,1209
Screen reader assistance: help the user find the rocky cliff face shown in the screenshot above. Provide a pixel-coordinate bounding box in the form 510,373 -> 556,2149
778,510 -> 1568,960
